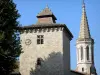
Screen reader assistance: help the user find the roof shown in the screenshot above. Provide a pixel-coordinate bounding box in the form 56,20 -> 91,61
37,6 -> 57,20
78,1 -> 91,39
18,24 -> 73,40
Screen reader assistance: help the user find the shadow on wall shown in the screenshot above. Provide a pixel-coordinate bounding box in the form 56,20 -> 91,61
30,52 -> 63,75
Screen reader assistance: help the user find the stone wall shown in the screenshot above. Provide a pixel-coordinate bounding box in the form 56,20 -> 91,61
63,30 -> 71,75
20,27 -> 64,75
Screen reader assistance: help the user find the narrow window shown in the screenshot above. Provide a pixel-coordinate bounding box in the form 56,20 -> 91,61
86,46 -> 89,60
37,39 -> 40,44
91,46 -> 94,62
37,35 -> 44,44
81,46 -> 83,60
82,67 -> 84,72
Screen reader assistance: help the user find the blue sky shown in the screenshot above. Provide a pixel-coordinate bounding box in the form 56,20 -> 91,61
14,0 -> 100,74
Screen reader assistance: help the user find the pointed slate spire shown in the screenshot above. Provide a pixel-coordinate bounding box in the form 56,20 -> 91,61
78,0 -> 91,39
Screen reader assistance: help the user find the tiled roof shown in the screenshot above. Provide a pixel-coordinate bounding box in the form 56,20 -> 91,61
37,6 -> 57,20
37,7 -> 52,16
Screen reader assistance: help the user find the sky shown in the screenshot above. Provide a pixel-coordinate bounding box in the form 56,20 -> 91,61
13,0 -> 100,74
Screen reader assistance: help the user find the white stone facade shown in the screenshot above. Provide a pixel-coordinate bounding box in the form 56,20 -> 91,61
76,40 -> 94,74
20,26 -> 71,75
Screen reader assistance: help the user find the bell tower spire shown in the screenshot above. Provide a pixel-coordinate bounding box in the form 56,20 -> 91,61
79,0 -> 91,39
76,0 -> 97,75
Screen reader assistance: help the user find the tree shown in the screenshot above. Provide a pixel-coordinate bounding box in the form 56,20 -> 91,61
0,0 -> 21,75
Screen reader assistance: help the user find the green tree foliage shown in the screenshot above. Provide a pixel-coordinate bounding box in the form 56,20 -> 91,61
0,0 -> 21,74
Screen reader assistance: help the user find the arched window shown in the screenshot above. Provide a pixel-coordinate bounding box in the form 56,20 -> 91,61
81,46 -> 83,60
86,46 -> 89,60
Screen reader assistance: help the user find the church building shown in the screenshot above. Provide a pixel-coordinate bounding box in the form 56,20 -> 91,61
19,1 -> 97,75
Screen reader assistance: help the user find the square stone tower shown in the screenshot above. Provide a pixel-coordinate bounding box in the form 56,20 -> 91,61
19,6 -> 73,75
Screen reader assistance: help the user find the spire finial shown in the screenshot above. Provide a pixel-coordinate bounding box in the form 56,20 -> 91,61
46,4 -> 49,8
82,0 -> 85,8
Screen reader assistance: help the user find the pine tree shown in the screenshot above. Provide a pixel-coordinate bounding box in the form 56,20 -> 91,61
0,0 -> 21,74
